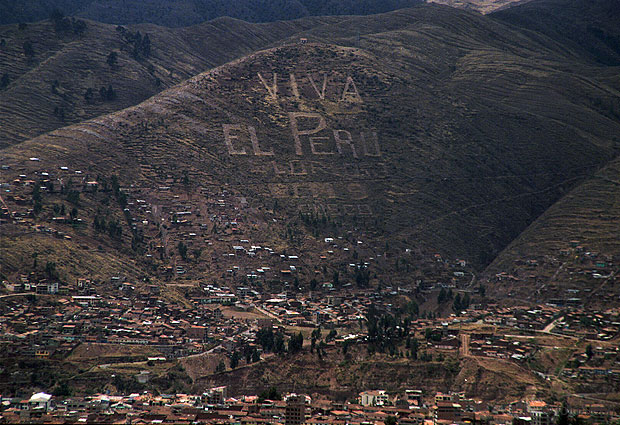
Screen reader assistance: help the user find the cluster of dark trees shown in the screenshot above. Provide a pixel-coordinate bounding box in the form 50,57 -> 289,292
255,327 -> 304,355
50,9 -> 87,35
83,86 -> 117,103
178,241 -> 188,260
1,0 -> 424,27
256,326 -> 286,354
90,175 -> 132,241
116,26 -> 151,59
437,288 -> 471,313
93,212 -> 123,239
221,345 -> 262,371
258,387 -> 281,402
366,303 -> 411,355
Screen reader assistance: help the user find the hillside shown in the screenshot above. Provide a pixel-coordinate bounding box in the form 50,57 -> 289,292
191,343 -> 548,402
0,16 -> 345,148
492,0 -> 620,65
472,0 -> 620,306
427,0 -> 533,15
2,4 -> 620,303
482,144 -> 620,307
0,0 -> 424,27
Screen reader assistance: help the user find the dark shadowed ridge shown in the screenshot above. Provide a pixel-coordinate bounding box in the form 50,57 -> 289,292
491,0 -> 620,65
0,0 -> 425,27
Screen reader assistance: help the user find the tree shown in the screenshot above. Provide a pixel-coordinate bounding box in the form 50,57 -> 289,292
45,261 -> 58,279
257,327 -> 277,352
23,40 -> 35,57
84,87 -> 94,103
32,183 -> 42,215
100,85 -> 116,101
50,10 -> 86,36
66,190 -> 80,205
586,344 -> 594,360
317,340 -> 327,359
385,416 -> 397,425
274,333 -> 285,353
230,351 -> 239,369
53,106 -> 65,121
326,329 -> 337,342
142,34 -> 151,57
310,278 -> 318,291
288,332 -> 303,354
54,381 -> 72,397
425,328 -> 433,341
50,9 -> 69,33
215,360 -> 226,373
178,241 -> 188,260
410,338 -> 419,360
72,19 -> 87,36
438,287 -> 448,304
452,293 -> 462,313
259,387 -> 281,402
106,51 -> 118,67
462,293 -> 470,310
557,401 -> 570,425
106,85 -> 116,100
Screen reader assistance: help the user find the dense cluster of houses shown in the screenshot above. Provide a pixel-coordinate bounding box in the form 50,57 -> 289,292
2,166 -> 620,421
0,280 -> 251,361
1,388 -> 617,424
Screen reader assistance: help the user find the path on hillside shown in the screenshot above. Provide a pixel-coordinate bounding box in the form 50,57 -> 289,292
253,304 -> 282,323
542,316 -> 563,333
587,269 -> 618,303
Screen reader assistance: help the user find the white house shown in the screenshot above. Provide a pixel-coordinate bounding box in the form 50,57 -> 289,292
29,392 -> 52,411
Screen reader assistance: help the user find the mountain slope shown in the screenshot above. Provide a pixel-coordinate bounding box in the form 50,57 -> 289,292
492,0 -> 620,65
0,0 -> 424,27
0,16 -> 343,147
482,131 -> 620,307
2,4 -> 620,293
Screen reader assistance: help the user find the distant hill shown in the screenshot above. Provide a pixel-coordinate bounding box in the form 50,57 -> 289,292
492,0 -> 620,65
482,153 -> 620,307
475,0 -> 620,306
0,16 -> 343,147
0,0 -> 425,27
2,4 -> 620,304
426,0 -> 532,15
